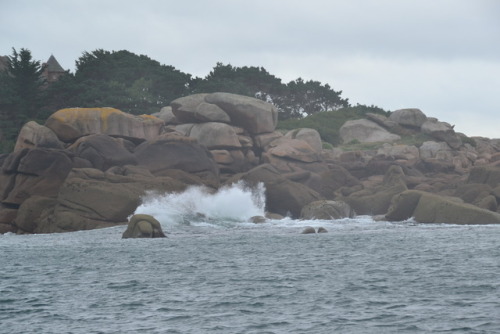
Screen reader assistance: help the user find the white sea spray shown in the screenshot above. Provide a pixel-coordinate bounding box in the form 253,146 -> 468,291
133,181 -> 266,228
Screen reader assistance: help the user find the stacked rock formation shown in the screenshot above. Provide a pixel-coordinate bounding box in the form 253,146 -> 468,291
1,98 -> 500,235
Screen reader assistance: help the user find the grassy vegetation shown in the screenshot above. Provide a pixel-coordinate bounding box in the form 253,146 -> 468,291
277,105 -> 457,151
458,133 -> 477,147
277,105 -> 389,146
339,133 -> 435,152
396,133 -> 435,147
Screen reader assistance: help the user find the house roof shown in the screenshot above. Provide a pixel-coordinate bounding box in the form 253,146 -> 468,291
45,54 -> 65,72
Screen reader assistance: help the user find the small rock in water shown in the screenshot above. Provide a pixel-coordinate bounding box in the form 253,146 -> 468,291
317,227 -> 328,233
265,212 -> 285,220
372,215 -> 387,221
301,226 -> 316,234
250,215 -> 267,224
122,214 -> 166,238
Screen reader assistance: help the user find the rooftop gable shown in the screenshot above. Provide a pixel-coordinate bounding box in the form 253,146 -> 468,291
45,54 -> 65,72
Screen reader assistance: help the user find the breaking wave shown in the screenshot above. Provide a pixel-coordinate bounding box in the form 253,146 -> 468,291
134,181 -> 266,228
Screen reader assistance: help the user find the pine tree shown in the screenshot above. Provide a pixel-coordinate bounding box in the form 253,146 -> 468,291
0,48 -> 46,152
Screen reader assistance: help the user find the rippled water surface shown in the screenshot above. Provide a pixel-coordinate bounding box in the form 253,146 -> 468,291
2,218 -> 500,334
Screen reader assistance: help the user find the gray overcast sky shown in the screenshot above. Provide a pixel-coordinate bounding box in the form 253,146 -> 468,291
1,0 -> 499,138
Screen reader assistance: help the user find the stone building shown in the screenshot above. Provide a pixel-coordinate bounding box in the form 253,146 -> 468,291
42,55 -> 66,83
0,54 -> 66,83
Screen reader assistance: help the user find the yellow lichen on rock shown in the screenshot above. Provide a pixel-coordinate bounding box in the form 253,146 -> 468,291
52,107 -> 123,123
138,114 -> 160,121
45,107 -> 163,142
98,108 -> 124,132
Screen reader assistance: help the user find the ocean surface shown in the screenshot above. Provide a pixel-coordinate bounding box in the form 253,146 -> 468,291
1,183 -> 500,334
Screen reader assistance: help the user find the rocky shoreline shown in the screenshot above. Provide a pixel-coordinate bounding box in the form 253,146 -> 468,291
1,92 -> 500,234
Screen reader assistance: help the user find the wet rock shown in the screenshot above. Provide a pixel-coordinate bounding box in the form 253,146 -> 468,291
15,196 -> 57,233
265,212 -> 285,220
386,190 -> 500,225
317,227 -> 328,233
301,226 -> 316,234
225,164 -> 323,218
249,215 -> 266,224
35,167 -> 188,233
122,214 -> 166,238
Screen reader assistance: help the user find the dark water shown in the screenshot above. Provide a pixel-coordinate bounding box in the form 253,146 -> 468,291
1,218 -> 499,334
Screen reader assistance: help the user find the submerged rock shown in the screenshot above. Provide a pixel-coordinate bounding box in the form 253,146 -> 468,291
122,214 -> 166,238
265,212 -> 285,220
301,226 -> 316,234
250,215 -> 267,224
317,227 -> 328,233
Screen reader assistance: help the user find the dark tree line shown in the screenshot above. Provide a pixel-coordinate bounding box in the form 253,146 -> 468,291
0,48 -> 378,152
0,48 -> 47,151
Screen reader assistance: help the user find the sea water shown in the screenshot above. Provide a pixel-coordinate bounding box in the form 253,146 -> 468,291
1,183 -> 500,334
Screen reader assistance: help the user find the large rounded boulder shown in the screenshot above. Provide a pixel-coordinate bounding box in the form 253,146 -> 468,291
134,134 -> 219,187
45,107 -> 164,142
34,166 -> 189,233
69,134 -> 137,171
14,121 -> 64,151
204,92 -> 278,134
340,119 -> 401,143
284,128 -> 323,152
175,122 -> 242,149
386,190 -> 500,224
122,214 -> 166,238
389,108 -> 427,129
0,148 -> 75,205
171,94 -> 231,123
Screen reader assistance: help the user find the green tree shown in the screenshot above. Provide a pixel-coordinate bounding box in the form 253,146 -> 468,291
194,63 -> 349,120
65,49 -> 192,114
2,48 -> 46,120
191,63 -> 286,100
0,48 -> 46,151
277,78 -> 349,119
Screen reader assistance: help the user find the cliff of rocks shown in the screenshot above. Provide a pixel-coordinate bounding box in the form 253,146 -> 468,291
1,93 -> 500,234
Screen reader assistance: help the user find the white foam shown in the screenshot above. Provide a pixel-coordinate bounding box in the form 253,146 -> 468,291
133,181 -> 266,228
